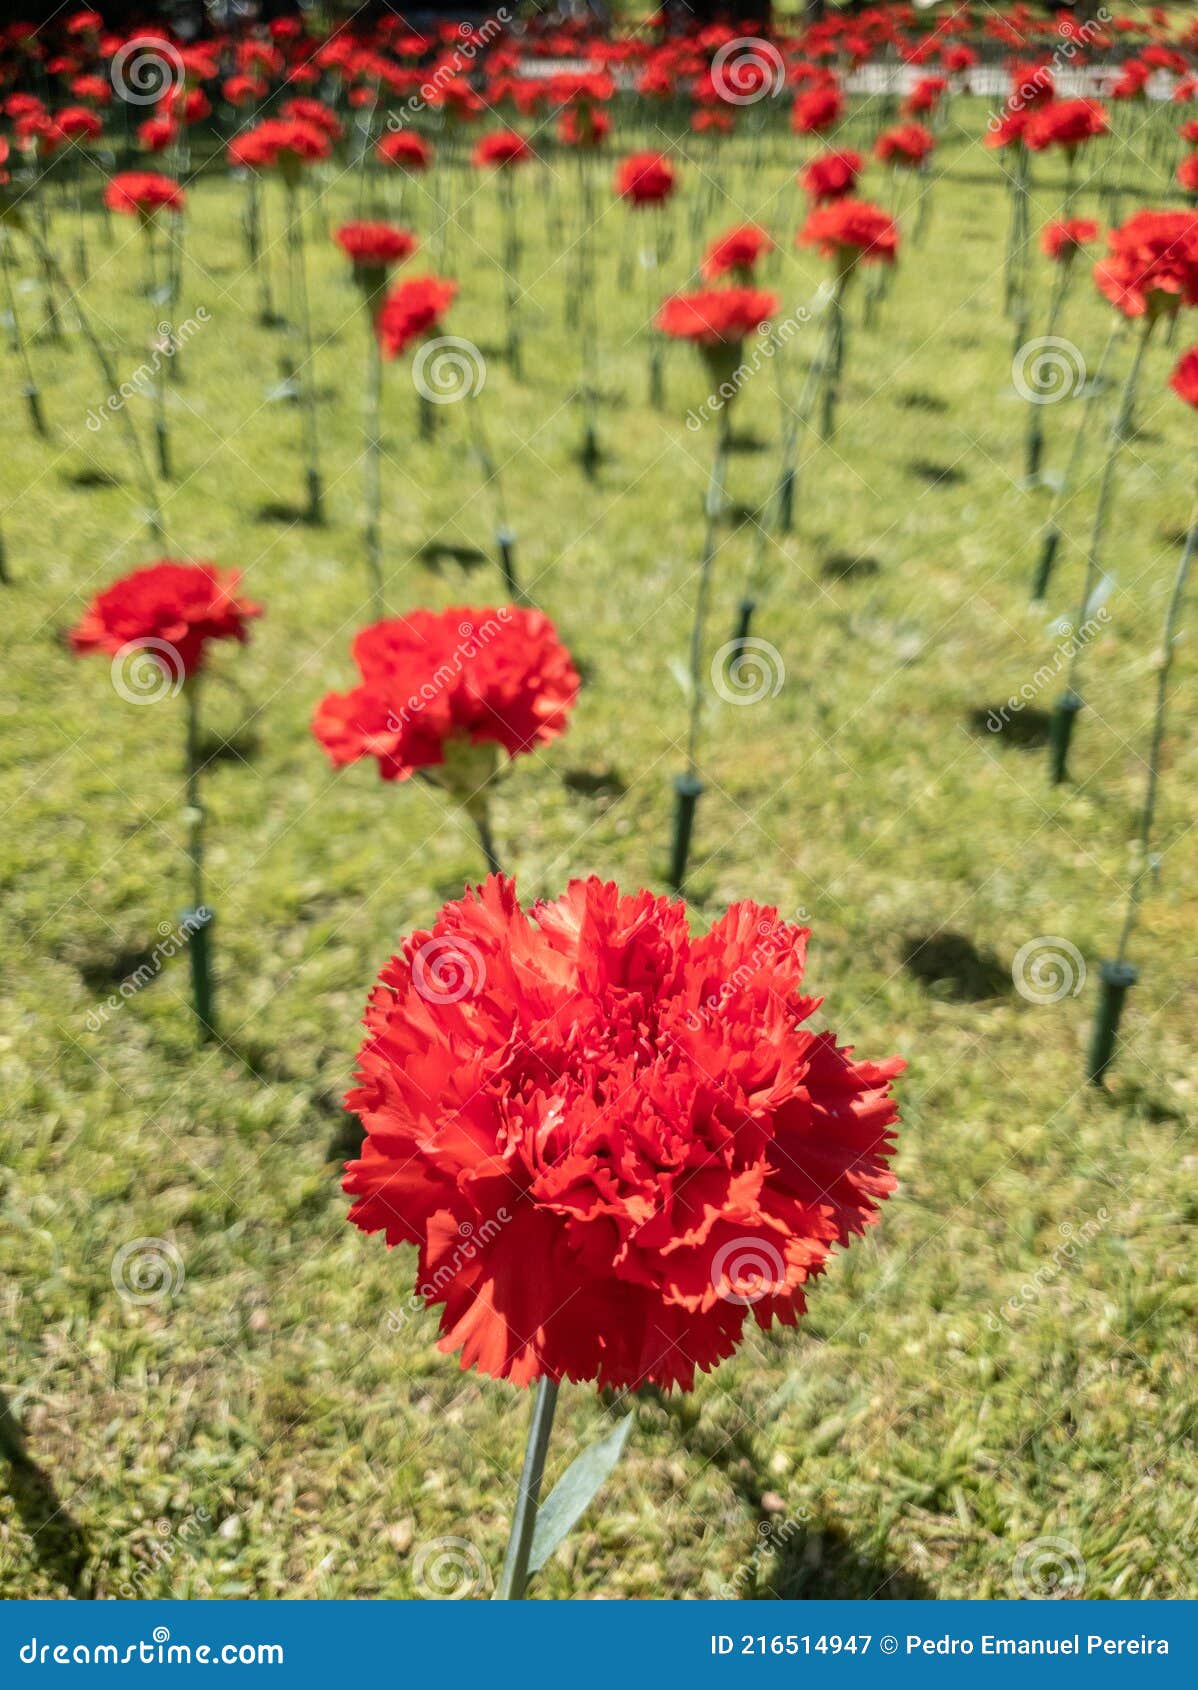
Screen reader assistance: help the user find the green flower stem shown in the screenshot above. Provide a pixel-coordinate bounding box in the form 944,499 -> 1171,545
285,183 -> 324,525
24,223 -> 163,542
685,406 -> 731,775
819,268 -> 850,441
148,224 -> 171,480
2,228 -> 49,437
184,682 -> 215,1042
494,1377 -> 559,1601
1030,322 -> 1121,601
363,295 -> 384,617
1066,316 -> 1155,696
1024,258 -> 1075,483
1114,481 -> 1196,968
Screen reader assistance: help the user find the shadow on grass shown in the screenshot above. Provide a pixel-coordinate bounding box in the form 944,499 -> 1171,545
901,930 -> 1010,1002
967,705 -> 1052,749
0,1389 -> 91,1597
822,552 -> 881,582
758,1520 -> 935,1600
418,540 -> 490,574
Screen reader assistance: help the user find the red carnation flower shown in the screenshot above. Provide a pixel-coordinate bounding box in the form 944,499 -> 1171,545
799,198 -> 899,268
375,274 -> 457,359
1023,98 -> 1109,154
471,129 -> 533,169
985,109 -> 1028,150
227,117 -> 331,178
903,74 -> 947,117
69,561 -> 261,681
282,96 -> 343,140
701,224 -> 774,282
791,84 -> 845,136
334,220 -> 417,275
376,129 -> 433,170
558,105 -> 610,149
1179,120 -> 1198,144
656,286 -> 779,346
223,74 -> 266,109
1041,217 -> 1100,262
343,876 -> 901,1391
312,606 -> 579,782
1169,346 -> 1198,409
137,115 -> 176,154
103,171 -> 185,217
800,148 -> 862,204
1179,155 -> 1198,197
691,109 -> 733,135
614,150 -> 676,207
56,105 -> 103,142
1093,209 -> 1198,320
874,121 -> 935,169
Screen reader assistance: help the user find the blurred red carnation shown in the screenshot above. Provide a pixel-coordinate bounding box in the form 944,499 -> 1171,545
70,561 -> 260,680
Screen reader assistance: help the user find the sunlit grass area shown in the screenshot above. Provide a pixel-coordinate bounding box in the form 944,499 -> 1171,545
2,95 -> 1196,1599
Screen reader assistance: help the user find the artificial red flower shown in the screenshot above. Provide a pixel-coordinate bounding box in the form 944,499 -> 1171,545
223,74 -> 266,108
791,84 -> 845,135
227,117 -> 331,176
343,876 -> 902,1391
1023,98 -> 1109,153
281,96 -> 343,139
701,224 -> 774,281
984,108 -> 1028,150
1169,346 -> 1198,408
691,109 -> 733,135
334,220 -> 417,273
376,128 -> 433,170
103,171 -> 185,217
1179,119 -> 1198,144
375,274 -> 457,358
1179,154 -> 1198,196
1041,217 -> 1100,261
1093,209 -> 1198,320
800,148 -> 862,204
137,115 -> 176,154
874,121 -> 935,168
56,105 -> 103,142
558,105 -> 610,148
471,128 -> 532,168
614,150 -> 676,206
312,606 -> 579,781
70,561 -> 261,680
656,286 -> 779,345
903,74 -> 947,116
799,199 -> 899,267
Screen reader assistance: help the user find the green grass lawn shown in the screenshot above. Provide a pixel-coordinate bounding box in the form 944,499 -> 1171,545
2,95 -> 1196,1600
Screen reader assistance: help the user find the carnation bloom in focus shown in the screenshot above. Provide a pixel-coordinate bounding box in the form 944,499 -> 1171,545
103,170 -> 184,217
800,148 -> 862,204
1093,209 -> 1198,320
343,876 -> 902,1390
69,561 -> 261,680
1169,346 -> 1198,408
375,274 -> 457,358
614,150 -> 676,206
799,199 -> 899,269
311,606 -> 579,784
701,224 -> 774,281
1041,217 -> 1100,262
